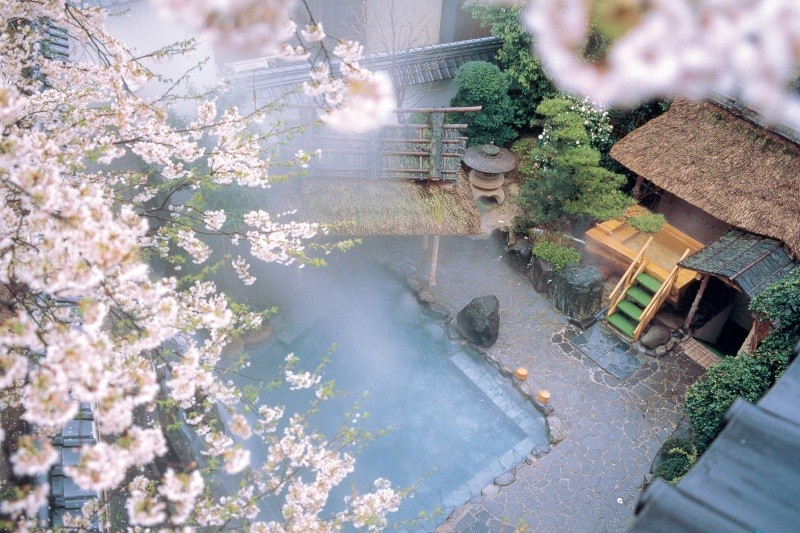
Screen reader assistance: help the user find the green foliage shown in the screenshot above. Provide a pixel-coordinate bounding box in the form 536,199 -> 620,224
654,455 -> 693,484
466,2 -> 555,125
450,61 -> 517,145
685,354 -> 772,452
531,239 -> 581,270
514,97 -> 633,225
750,268 -> 800,343
628,213 -> 665,233
747,267 -> 800,380
609,100 -> 671,138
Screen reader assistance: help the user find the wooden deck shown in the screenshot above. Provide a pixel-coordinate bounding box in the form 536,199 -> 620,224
585,207 -> 704,307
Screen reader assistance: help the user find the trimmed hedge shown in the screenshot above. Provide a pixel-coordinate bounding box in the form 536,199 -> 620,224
628,213 -> 665,234
684,354 -> 771,452
531,240 -> 581,270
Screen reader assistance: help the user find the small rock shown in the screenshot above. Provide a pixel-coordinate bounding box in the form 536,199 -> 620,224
505,238 -> 533,271
494,471 -> 515,486
422,302 -> 451,320
481,484 -> 500,496
498,364 -> 514,377
446,324 -> 463,340
655,345 -> 669,357
530,444 -> 550,458
548,413 -> 567,445
417,289 -> 436,304
404,275 -> 423,294
640,324 -> 672,350
525,453 -> 538,465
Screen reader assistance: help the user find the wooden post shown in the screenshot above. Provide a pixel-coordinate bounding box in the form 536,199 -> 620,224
632,175 -> 644,199
684,274 -> 709,330
428,112 -> 444,180
428,235 -> 440,286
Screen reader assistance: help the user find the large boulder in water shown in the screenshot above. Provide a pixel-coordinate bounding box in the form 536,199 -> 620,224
456,295 -> 500,347
549,265 -> 603,321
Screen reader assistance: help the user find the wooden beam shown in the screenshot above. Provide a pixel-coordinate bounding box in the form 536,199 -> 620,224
684,274 -> 710,330
632,175 -> 644,199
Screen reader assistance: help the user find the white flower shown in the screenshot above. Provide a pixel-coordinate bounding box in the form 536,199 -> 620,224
300,23 -> 326,43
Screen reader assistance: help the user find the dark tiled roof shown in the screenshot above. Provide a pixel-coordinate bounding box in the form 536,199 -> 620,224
679,230 -> 797,297
630,343 -> 800,532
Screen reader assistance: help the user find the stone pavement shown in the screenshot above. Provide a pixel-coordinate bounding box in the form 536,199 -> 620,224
394,236 -> 705,533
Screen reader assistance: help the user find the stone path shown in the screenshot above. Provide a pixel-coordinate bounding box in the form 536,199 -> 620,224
393,236 -> 705,533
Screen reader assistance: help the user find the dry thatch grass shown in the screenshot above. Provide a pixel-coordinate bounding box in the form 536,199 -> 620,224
297,171 -> 481,236
611,99 -> 800,257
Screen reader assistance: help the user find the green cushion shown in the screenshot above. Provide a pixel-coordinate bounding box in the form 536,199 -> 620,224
607,312 -> 636,337
636,272 -> 662,293
627,286 -> 654,307
618,299 -> 644,321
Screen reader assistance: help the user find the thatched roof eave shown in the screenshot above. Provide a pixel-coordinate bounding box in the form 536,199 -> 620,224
610,99 -> 800,257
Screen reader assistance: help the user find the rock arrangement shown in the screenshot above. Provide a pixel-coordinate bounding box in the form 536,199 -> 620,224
499,230 -> 604,326
634,325 -> 687,358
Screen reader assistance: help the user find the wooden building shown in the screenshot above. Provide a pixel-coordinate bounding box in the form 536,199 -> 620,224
604,98 -> 799,354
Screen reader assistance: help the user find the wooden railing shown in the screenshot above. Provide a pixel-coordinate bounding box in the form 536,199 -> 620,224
631,248 -> 691,341
608,236 -> 653,316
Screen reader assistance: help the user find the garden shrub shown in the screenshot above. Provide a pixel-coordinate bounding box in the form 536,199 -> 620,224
467,3 -> 556,127
511,137 -> 538,176
531,240 -> 581,270
684,354 -> 772,452
654,455 -> 693,483
514,96 -> 632,225
449,61 -> 517,146
684,268 -> 800,456
628,213 -> 665,233
745,266 -> 800,383
653,436 -> 696,483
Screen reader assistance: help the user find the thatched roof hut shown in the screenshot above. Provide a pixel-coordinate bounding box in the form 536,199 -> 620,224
296,172 -> 481,236
610,99 -> 800,257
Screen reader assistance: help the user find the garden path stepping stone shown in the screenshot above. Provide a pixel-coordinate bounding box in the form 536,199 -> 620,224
569,323 -> 643,380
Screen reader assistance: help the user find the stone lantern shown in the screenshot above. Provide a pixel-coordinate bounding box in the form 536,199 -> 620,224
462,143 -> 518,204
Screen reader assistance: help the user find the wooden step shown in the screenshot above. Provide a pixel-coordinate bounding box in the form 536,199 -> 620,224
607,312 -> 636,338
626,286 -> 654,307
636,272 -> 662,293
618,299 -> 644,321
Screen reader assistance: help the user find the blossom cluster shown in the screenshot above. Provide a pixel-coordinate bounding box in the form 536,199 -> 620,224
525,0 -> 800,128
153,0 -> 395,133
303,42 -> 395,133
0,0 -> 401,530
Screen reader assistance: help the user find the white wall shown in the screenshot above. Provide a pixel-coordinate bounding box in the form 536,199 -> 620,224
98,0 -> 218,110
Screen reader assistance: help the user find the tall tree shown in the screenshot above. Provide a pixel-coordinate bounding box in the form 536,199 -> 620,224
514,96 -> 631,226
0,1 -> 399,530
